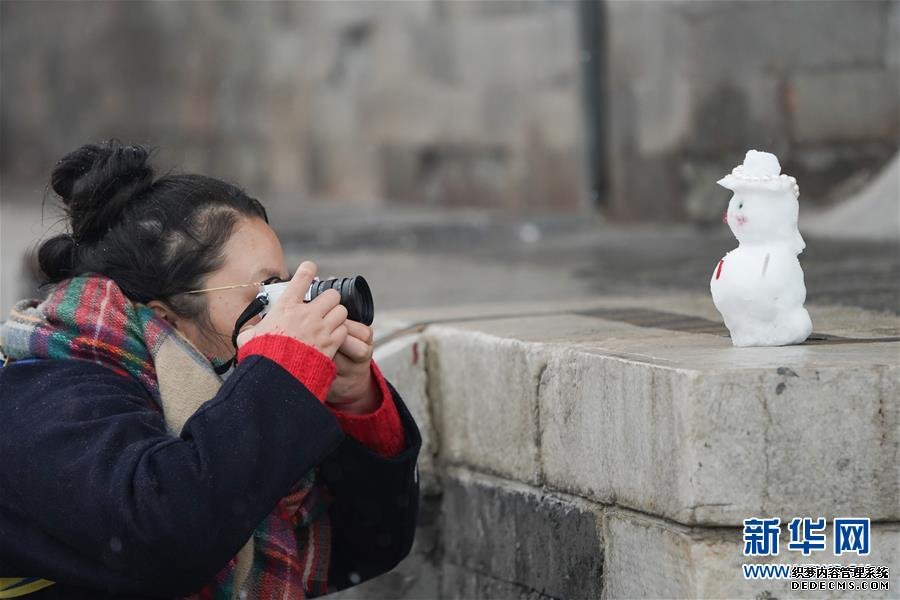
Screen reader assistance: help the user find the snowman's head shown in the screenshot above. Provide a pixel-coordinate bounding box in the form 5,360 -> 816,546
718,150 -> 804,252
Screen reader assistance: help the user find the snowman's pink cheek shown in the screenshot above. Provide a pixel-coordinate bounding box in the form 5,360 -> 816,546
735,215 -> 748,226
722,211 -> 728,224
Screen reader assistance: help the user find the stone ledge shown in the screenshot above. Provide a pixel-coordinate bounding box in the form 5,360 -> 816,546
440,467 -> 604,600
604,507 -> 899,599
373,332 -> 441,496
540,348 -> 898,525
374,296 -> 900,527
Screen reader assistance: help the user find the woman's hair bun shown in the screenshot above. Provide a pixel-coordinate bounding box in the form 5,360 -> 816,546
50,139 -> 155,243
37,233 -> 77,282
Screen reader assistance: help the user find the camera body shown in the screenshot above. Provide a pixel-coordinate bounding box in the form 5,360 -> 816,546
256,275 -> 374,325
256,280 -> 311,316
226,274 -> 374,363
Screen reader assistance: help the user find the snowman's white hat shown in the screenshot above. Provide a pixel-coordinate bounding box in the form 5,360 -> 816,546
718,150 -> 800,198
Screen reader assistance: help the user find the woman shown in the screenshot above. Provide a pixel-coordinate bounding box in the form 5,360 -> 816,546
0,141 -> 421,599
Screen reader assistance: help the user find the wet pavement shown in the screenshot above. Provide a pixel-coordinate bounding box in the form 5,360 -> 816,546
3,200 -> 898,318
280,208 -> 899,316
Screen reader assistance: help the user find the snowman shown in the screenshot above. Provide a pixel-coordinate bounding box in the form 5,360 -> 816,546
710,150 -> 813,347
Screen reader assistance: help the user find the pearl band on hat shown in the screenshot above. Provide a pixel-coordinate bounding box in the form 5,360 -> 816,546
719,152 -> 800,198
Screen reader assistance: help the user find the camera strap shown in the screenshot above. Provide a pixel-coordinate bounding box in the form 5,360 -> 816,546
217,296 -> 269,374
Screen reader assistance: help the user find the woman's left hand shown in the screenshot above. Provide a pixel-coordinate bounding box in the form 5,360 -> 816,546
325,319 -> 379,414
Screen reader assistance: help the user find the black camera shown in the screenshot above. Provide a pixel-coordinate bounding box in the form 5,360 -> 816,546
257,276 -> 374,326
223,275 -> 374,374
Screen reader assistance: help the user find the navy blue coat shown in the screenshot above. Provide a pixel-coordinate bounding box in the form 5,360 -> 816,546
0,354 -> 421,598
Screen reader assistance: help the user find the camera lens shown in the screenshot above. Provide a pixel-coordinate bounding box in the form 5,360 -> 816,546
308,276 -> 374,325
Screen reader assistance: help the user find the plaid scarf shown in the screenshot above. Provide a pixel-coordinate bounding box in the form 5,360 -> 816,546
0,274 -> 333,599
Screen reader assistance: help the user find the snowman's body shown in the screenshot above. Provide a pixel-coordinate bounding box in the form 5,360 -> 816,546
711,243 -> 812,346
710,150 -> 813,347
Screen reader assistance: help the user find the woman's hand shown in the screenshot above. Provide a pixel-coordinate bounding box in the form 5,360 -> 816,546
325,319 -> 379,415
236,261 -> 348,359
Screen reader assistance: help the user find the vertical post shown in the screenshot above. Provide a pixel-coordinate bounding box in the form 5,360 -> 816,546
578,0 -> 609,211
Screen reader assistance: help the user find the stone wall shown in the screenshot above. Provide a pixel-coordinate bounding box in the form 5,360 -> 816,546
1,0 -> 895,221
0,0 -> 586,218
597,0 -> 899,222
339,299 -> 900,599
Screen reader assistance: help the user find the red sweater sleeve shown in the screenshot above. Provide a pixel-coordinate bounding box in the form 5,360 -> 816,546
237,334 -> 336,401
325,359 -> 406,457
237,335 -> 406,457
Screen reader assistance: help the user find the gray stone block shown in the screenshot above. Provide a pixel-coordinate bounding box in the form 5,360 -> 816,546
426,327 -> 546,484
375,141 -> 513,208
887,0 -> 900,68
539,347 -> 693,517
411,302 -> 899,527
604,0 -> 897,220
452,6 -> 578,89
791,68 -> 900,144
435,0 -> 547,20
373,332 -> 440,495
674,0 -> 888,73
360,83 -> 483,147
539,340 -> 900,526
441,468 -> 604,600
604,508 -> 900,599
409,20 -> 459,85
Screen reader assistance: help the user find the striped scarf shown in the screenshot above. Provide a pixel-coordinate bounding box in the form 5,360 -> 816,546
0,274 -> 333,599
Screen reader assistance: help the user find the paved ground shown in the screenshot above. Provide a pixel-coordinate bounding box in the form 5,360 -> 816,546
3,201 -> 898,317
279,207 -> 899,316
361,292 -> 900,600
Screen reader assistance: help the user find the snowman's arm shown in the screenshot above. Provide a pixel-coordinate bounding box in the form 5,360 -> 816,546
746,252 -> 780,321
713,258 -> 725,280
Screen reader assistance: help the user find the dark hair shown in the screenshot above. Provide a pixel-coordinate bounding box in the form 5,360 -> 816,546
38,139 -> 268,324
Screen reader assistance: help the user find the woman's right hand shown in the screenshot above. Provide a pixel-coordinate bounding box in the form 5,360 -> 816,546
235,261 -> 349,359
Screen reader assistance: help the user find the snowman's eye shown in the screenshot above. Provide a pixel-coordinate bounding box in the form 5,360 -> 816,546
738,202 -> 743,209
